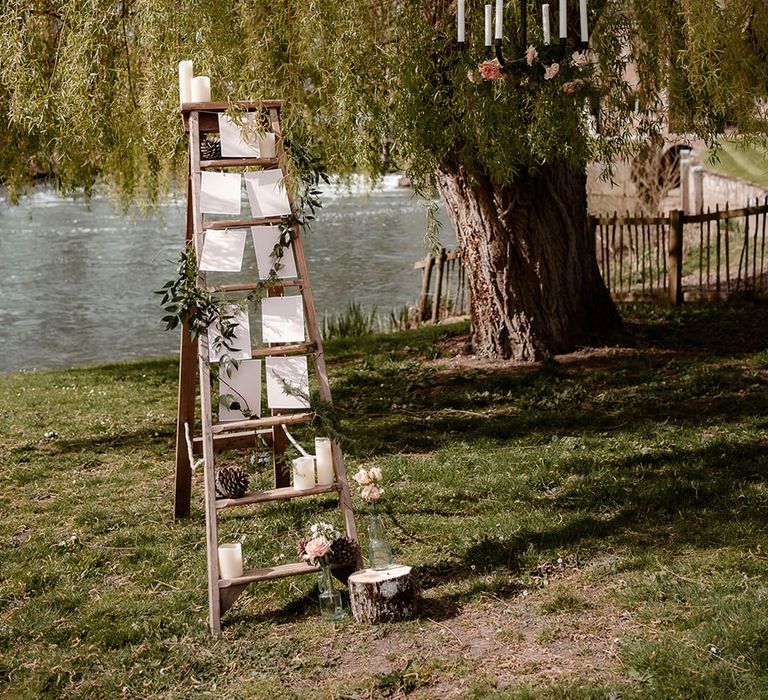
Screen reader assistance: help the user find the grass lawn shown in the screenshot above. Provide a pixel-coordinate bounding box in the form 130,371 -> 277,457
2,302 -> 768,699
704,141 -> 768,187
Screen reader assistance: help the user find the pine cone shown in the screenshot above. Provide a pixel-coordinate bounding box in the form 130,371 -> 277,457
200,135 -> 221,161
215,466 -> 250,499
330,537 -> 360,585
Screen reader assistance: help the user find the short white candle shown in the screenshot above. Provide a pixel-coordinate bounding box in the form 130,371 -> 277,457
292,456 -> 316,490
178,60 -> 193,106
259,132 -> 276,159
495,0 -> 503,40
484,4 -> 493,46
579,0 -> 588,42
190,75 -> 211,103
542,4 -> 551,44
559,0 -> 567,38
315,438 -> 335,486
457,0 -> 465,42
218,543 -> 243,579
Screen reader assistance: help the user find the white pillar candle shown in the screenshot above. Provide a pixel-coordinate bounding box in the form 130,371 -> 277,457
579,0 -> 588,42
542,4 -> 551,44
315,438 -> 335,486
292,456 -> 316,490
259,132 -> 276,158
178,60 -> 193,105
559,0 -> 567,38
457,0 -> 465,42
484,4 -> 493,46
495,0 -> 503,40
190,75 -> 211,103
218,543 -> 243,579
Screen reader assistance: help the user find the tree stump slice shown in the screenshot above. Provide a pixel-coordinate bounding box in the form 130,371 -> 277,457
348,566 -> 415,623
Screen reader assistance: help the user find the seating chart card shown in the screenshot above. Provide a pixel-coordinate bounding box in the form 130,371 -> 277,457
219,359 -> 262,422
244,169 -> 292,218
265,356 -> 310,409
251,225 -> 298,279
208,307 -> 251,362
200,171 -> 242,215
218,113 -> 261,158
261,296 -> 305,344
199,228 -> 247,272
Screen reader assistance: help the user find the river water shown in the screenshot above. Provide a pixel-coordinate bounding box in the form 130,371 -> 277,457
0,175 -> 449,374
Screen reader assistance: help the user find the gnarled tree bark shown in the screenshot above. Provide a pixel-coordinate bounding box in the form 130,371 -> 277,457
435,160 -> 621,361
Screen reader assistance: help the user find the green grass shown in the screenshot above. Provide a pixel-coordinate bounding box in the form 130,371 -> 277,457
704,141 -> 768,187
2,302 -> 768,698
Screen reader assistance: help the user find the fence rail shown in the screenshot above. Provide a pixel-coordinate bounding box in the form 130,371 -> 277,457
415,198 -> 768,322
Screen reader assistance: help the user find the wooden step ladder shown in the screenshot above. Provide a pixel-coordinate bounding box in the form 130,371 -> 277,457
173,100 -> 359,634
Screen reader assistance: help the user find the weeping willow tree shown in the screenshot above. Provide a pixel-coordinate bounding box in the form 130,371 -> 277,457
1,1 -> 767,359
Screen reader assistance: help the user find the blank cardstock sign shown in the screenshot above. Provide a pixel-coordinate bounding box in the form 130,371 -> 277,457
208,307 -> 252,362
261,296 -> 305,344
251,225 -> 298,279
265,356 -> 310,409
219,359 -> 262,422
199,229 -> 247,272
244,170 -> 292,218
200,171 -> 242,215
218,113 -> 261,158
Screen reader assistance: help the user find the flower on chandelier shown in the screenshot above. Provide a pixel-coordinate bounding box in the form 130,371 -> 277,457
544,63 -> 560,80
478,58 -> 503,81
562,78 -> 586,93
525,45 -> 538,66
571,51 -> 589,68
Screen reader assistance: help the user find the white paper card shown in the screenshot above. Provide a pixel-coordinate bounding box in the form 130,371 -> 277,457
219,359 -> 262,421
200,171 -> 242,215
218,113 -> 261,158
199,229 -> 247,272
251,225 -> 298,279
261,296 -> 305,344
265,356 -> 310,409
244,169 -> 292,218
208,307 -> 251,362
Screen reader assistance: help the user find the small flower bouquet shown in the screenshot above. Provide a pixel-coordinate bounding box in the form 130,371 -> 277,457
297,521 -> 360,584
352,466 -> 394,570
352,466 -> 385,508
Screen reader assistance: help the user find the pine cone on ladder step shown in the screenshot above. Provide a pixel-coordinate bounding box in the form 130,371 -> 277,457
200,134 -> 221,160
330,537 -> 361,585
215,466 -> 250,499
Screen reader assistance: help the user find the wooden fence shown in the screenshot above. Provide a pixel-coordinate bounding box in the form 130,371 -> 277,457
414,198 -> 768,322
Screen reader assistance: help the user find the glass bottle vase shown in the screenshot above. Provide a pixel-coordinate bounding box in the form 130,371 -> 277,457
367,513 -> 393,570
317,564 -> 345,621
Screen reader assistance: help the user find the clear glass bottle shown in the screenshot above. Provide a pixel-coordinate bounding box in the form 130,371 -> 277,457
317,564 -> 345,621
367,513 -> 393,570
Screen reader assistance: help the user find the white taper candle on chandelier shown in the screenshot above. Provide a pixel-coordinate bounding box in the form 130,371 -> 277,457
457,0 -> 465,42
559,0 -> 567,38
190,76 -> 211,103
178,60 -> 193,105
484,4 -> 493,46
542,4 -> 551,44
579,0 -> 588,42
495,0 -> 503,40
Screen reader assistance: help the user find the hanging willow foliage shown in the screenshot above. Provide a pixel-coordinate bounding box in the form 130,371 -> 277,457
1,0 -> 767,205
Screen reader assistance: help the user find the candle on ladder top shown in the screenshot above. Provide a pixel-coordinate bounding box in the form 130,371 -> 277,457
579,0 -> 589,43
190,75 -> 211,103
178,60 -> 193,105
218,543 -> 243,579
559,0 -> 567,39
292,456 -> 316,490
315,438 -> 335,486
457,0 -> 465,44
484,4 -> 493,48
494,0 -> 503,40
542,4 -> 551,45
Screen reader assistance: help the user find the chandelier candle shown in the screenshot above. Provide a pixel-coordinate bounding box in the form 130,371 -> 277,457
178,60 -> 193,105
217,543 -> 243,579
292,456 -> 316,490
315,438 -> 335,486
542,4 -> 550,44
484,4 -> 493,48
579,0 -> 589,42
458,0 -> 465,44
559,0 -> 567,38
494,0 -> 503,40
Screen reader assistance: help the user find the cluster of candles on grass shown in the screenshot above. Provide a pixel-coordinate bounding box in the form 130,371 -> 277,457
217,437 -> 337,579
456,0 -> 588,53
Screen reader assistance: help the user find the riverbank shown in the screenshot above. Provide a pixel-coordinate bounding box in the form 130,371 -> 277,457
2,302 -> 768,698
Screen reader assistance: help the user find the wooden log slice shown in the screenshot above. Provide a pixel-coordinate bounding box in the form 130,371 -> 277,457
348,566 -> 415,623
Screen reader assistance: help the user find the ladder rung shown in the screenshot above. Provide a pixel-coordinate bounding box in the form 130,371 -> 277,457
200,157 -> 279,169
206,279 -> 303,293
248,342 -> 316,359
218,561 -> 320,587
192,428 -> 272,452
204,216 -> 289,230
211,412 -> 314,434
216,483 -> 339,509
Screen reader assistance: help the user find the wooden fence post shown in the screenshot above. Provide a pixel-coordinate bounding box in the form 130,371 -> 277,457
417,254 -> 435,321
430,248 -> 447,323
668,209 -> 684,305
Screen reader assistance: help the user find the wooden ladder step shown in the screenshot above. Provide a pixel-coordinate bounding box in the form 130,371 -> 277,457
204,216 -> 289,230
216,483 -> 340,509
192,428 -> 272,454
218,561 -> 321,587
200,157 -> 279,169
207,280 -> 303,293
211,411 -> 314,434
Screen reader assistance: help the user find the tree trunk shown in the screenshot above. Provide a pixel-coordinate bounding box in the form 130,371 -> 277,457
435,161 -> 621,361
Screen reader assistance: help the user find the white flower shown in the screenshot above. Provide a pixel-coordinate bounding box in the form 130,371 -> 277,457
360,484 -> 384,501
352,468 -> 372,486
369,466 -> 382,482
525,45 -> 538,66
571,51 -> 588,67
544,63 -> 560,80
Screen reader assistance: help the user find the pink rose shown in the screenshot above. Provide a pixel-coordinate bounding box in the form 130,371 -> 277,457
526,45 -> 538,66
571,51 -> 588,68
369,467 -> 382,482
303,536 -> 331,564
478,59 -> 502,81
544,63 -> 560,80
361,484 -> 384,501
562,79 -> 586,93
353,469 -> 372,486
